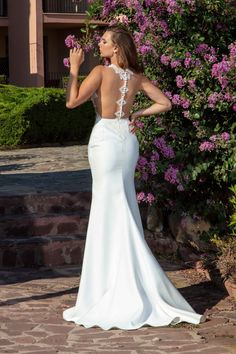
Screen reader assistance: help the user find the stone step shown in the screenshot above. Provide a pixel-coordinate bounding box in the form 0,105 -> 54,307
0,191 -> 91,216
0,212 -> 89,238
0,234 -> 86,267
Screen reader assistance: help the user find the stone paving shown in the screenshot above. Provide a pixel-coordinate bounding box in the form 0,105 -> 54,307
0,261 -> 236,354
0,146 -> 91,195
0,145 -> 236,353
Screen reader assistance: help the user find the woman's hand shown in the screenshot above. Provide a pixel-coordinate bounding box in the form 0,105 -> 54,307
129,111 -> 141,134
69,47 -> 84,70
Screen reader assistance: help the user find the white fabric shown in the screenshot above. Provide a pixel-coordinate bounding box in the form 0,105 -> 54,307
63,66 -> 206,330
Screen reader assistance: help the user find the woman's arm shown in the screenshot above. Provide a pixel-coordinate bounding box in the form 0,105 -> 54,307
131,75 -> 172,120
66,48 -> 103,109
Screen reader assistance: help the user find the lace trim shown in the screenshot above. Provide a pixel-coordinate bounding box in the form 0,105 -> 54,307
109,64 -> 134,119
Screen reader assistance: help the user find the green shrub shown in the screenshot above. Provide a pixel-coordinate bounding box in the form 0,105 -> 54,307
0,84 -> 95,147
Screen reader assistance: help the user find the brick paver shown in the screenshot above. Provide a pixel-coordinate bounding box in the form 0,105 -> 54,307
0,262 -> 236,354
0,145 -> 236,353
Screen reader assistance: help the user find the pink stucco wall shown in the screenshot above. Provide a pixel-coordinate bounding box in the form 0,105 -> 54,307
8,0 -> 44,87
3,0 -> 101,87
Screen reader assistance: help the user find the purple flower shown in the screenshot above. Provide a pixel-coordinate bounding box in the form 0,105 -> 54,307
195,43 -> 209,54
102,0 -> 117,16
188,79 -> 196,89
177,184 -> 184,191
158,19 -> 170,38
83,43 -> 93,52
233,103 -> 236,111
172,94 -> 181,105
93,31 -> 102,43
184,57 -> 192,68
185,52 -> 192,58
199,141 -> 215,152
209,135 -> 217,142
63,57 -> 70,68
165,0 -> 183,14
176,75 -> 185,88
171,60 -> 181,68
210,47 -> 216,55
153,136 -> 175,158
153,136 -> 165,149
195,59 -> 202,67
229,42 -> 236,58
212,59 -> 230,77
65,35 -> 77,48
183,110 -> 190,118
137,191 -> 146,203
164,91 -> 172,99
204,54 -> 217,63
221,132 -> 230,141
207,92 -> 223,108
135,120 -> 145,130
149,161 -> 157,175
164,165 -> 180,185
160,54 -> 171,65
218,76 -> 229,89
138,43 -> 153,55
181,98 -> 190,109
138,156 -> 148,167
224,93 -> 233,102
133,31 -> 145,44
146,193 -> 155,204
151,151 -> 160,161
192,121 -> 199,127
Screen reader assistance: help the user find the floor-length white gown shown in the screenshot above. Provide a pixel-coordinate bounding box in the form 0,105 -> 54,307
63,64 -> 206,330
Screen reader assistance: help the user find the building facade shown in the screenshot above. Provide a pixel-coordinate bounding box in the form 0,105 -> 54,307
0,0 -> 101,87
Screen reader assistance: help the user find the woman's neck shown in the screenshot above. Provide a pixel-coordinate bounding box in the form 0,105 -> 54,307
110,57 -> 120,67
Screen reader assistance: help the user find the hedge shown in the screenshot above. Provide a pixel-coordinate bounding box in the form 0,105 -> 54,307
0,84 -> 95,147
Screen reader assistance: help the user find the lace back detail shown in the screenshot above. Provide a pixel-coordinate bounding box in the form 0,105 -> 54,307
109,64 -> 134,119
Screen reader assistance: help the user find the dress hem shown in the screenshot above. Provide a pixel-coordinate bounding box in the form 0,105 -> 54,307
62,313 -> 207,331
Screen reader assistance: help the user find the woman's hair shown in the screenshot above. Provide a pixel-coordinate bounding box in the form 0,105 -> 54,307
106,25 -> 143,73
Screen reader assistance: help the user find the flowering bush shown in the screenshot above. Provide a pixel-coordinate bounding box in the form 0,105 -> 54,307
81,1 -> 236,228
63,19 -> 97,67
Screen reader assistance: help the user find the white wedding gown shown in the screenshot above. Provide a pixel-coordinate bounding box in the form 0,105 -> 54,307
63,64 -> 206,330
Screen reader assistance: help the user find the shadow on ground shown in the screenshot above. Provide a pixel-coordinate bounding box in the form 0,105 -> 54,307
0,264 -> 227,319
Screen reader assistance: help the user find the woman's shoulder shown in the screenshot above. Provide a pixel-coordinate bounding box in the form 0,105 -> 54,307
87,65 -> 104,81
91,64 -> 104,73
138,73 -> 156,87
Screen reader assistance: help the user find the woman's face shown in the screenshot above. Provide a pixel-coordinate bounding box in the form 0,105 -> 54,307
98,31 -> 117,58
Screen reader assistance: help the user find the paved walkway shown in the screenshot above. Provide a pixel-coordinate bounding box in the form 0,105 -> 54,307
0,145 -> 236,353
0,146 -> 91,195
0,261 -> 235,354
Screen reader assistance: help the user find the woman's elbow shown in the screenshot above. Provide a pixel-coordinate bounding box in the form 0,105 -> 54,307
66,101 -> 77,109
66,102 -> 73,109
165,100 -> 172,111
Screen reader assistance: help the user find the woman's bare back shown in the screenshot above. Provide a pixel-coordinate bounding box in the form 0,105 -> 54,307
93,65 -> 142,119
66,61 -> 172,124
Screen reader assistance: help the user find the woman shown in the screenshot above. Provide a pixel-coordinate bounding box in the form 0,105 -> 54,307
63,25 -> 206,330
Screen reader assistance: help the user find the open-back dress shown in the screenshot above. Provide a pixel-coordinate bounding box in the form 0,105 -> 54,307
63,64 -> 206,330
